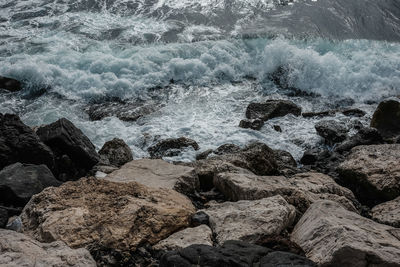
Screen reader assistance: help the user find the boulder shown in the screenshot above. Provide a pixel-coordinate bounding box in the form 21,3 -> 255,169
245,100 -> 301,121
370,196 -> 400,227
36,118 -> 99,181
370,99 -> 400,138
196,144 -> 241,160
0,114 -> 54,170
21,177 -> 195,251
302,110 -> 336,118
98,138 -> 133,167
153,225 -> 213,251
103,159 -> 199,195
0,76 -> 22,92
239,119 -> 264,130
315,120 -> 348,145
0,163 -> 61,207
338,144 -> 400,205
203,195 -> 296,244
148,137 -> 199,158
0,229 -> 96,266
342,108 -> 366,117
273,149 -> 297,176
291,200 -> 400,267
335,127 -> 383,153
0,208 -> 7,228
214,172 -> 358,213
160,240 -> 315,267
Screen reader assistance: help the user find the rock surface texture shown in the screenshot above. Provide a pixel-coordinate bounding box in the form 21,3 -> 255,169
370,99 -> 400,138
21,177 -> 195,251
148,137 -> 200,158
371,196 -> 400,227
315,120 -> 348,144
291,200 -> 400,267
245,100 -> 302,121
98,138 -> 133,167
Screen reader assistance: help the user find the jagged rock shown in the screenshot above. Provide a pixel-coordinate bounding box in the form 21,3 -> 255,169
98,138 -> 133,167
21,177 -> 195,251
203,195 -> 296,244
196,144 -> 241,160
148,137 -> 199,158
214,172 -> 358,213
342,108 -> 366,117
245,100 -> 301,121
36,118 -> 99,181
0,163 -> 61,207
370,197 -> 400,227
0,208 -> 7,228
0,114 -> 54,170
0,229 -> 96,266
153,225 -> 213,251
273,149 -> 297,176
160,240 -> 315,267
370,99 -> 400,138
338,144 -> 400,205
0,76 -> 22,92
239,119 -> 264,130
335,127 -> 383,153
103,159 -> 199,195
87,101 -> 160,121
291,200 -> 400,267
302,110 -> 336,118
191,211 -> 209,227
315,120 -> 348,145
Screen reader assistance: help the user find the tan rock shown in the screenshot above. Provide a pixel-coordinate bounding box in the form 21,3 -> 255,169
0,229 -> 96,267
291,200 -> 400,267
371,196 -> 400,227
204,195 -> 296,244
21,177 -> 196,251
153,225 -> 213,251
103,159 -> 199,194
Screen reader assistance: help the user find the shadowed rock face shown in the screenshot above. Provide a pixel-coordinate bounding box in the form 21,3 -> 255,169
98,138 -> 133,167
0,76 -> 22,92
371,99 -> 400,139
315,120 -> 348,145
148,137 -> 200,159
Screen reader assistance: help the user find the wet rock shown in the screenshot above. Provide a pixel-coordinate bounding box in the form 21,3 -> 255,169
245,100 -> 301,121
0,229 -> 96,266
21,177 -> 195,251
0,163 -> 61,207
239,119 -> 264,130
148,137 -> 199,158
291,200 -> 400,267
0,208 -> 7,228
370,99 -> 400,138
315,120 -> 348,145
0,76 -> 22,92
342,108 -> 366,117
370,196 -> 400,227
302,110 -> 336,118
338,144 -> 400,206
273,125 -> 282,132
36,118 -> 99,181
256,235 -> 305,256
153,225 -> 213,251
98,138 -> 133,167
87,101 -> 160,121
196,144 -> 241,160
0,113 -> 54,170
191,211 -> 209,227
335,127 -> 383,153
274,149 -> 297,176
300,149 -> 321,165
203,195 -> 296,244
103,159 -> 199,195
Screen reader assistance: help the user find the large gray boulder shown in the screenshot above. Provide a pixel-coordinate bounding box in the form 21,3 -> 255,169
98,138 -> 133,167
371,196 -> 400,227
291,200 -> 400,267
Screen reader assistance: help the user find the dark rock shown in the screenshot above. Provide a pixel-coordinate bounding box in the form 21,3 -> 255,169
302,110 -> 336,118
0,114 -> 54,170
245,100 -> 301,122
0,76 -> 22,92
36,118 -> 99,181
98,138 -> 133,167
315,120 -> 348,145
191,211 -> 209,227
195,144 -> 241,161
256,236 -> 305,256
0,163 -> 61,207
273,125 -> 282,132
239,119 -> 264,130
335,127 -> 383,153
342,108 -> 366,117
196,149 -> 213,160
274,150 -> 298,176
148,137 -> 199,159
370,99 -> 400,139
260,251 -> 316,267
300,149 -> 320,165
0,208 -> 8,228
300,149 -> 345,179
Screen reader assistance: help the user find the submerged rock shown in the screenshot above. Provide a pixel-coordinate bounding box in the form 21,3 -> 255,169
98,138 -> 133,167
245,100 -> 301,121
370,99 -> 400,139
342,108 -> 366,117
315,120 -> 348,145
239,119 -> 264,130
148,137 -> 199,158
0,76 -> 22,92
0,229 -> 96,266
370,196 -> 400,227
291,200 -> 400,267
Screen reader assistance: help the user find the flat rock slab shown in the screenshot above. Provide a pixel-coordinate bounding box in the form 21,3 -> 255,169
203,195 -> 296,244
0,229 -> 96,266
103,159 -> 199,194
21,177 -> 195,251
291,200 -> 400,267
371,196 -> 400,227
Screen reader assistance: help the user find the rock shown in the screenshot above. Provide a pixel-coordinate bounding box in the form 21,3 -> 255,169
370,197 -> 400,227
214,172 -> 358,213
191,211 -> 209,227
98,138 -> 133,167
21,177 -> 196,251
103,159 -> 199,195
370,99 -> 400,138
245,100 -> 301,121
291,200 -> 400,267
153,225 -> 213,251
196,144 -> 241,160
273,125 -> 282,132
0,163 -> 61,207
36,118 -> 99,181
302,110 -> 336,118
342,108 -> 366,117
0,76 -> 22,92
0,114 -> 54,170
195,149 -> 213,160
300,149 -> 320,165
239,119 -> 264,130
315,120 -> 348,145
6,216 -> 22,232
148,137 -> 199,158
335,127 -> 383,153
0,208 -> 7,228
0,229 -> 96,266
203,195 -> 296,244
160,240 -> 315,267
273,149 -> 297,176
338,144 -> 400,205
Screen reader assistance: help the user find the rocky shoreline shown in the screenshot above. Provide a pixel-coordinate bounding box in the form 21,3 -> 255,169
1,75 -> 400,266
